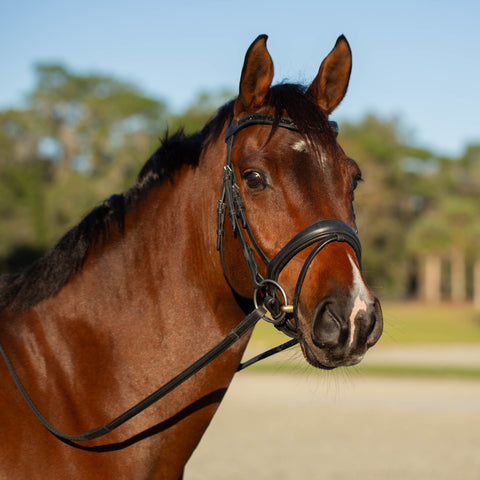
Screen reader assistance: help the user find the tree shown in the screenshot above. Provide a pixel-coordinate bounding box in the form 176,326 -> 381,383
30,63 -> 168,172
340,115 -> 435,298
406,210 -> 451,302
0,64 -> 169,272
458,144 -> 480,307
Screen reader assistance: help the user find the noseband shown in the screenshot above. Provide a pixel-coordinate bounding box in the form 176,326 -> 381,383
217,113 -> 362,338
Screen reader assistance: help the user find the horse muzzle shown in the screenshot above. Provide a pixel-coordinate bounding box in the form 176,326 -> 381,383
302,295 -> 383,369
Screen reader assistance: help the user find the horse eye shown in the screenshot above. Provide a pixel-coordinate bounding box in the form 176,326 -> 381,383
352,175 -> 362,191
244,171 -> 264,189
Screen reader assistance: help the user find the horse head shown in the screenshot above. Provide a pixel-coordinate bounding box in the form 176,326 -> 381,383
218,35 -> 383,369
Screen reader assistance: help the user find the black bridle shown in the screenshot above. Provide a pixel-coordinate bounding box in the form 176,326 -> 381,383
0,113 -> 361,447
217,113 -> 361,339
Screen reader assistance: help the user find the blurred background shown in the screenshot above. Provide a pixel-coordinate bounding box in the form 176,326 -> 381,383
1,1 -> 479,478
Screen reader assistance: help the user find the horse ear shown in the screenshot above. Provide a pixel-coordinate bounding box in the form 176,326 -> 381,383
234,35 -> 274,118
307,35 -> 352,115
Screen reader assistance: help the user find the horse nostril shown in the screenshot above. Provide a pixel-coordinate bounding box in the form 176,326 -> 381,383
311,301 -> 342,348
310,298 -> 383,352
366,298 -> 383,347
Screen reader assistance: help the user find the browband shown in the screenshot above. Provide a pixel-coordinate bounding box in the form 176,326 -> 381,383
225,113 -> 339,140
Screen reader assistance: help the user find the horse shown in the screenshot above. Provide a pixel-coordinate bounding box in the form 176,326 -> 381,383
0,35 -> 383,479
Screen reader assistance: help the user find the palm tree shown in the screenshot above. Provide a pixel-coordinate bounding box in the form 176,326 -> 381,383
407,212 -> 451,302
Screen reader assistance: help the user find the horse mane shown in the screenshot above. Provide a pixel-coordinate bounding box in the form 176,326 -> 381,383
0,83 -> 335,313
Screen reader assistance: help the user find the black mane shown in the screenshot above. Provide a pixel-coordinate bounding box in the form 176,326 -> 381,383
0,83 -> 335,313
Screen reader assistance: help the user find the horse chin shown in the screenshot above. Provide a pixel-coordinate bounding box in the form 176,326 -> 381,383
297,331 -> 366,370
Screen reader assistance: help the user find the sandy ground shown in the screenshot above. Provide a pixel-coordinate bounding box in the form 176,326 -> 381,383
185,362 -> 480,479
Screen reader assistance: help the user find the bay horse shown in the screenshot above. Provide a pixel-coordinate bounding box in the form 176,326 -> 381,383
0,35 -> 382,479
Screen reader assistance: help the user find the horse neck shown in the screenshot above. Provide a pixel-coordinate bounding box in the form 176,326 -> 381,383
0,151 -> 254,475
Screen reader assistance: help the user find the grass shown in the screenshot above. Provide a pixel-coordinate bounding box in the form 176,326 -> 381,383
355,363 -> 480,379
378,302 -> 480,344
245,359 -> 480,380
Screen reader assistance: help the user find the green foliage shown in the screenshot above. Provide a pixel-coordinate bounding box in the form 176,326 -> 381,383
354,364 -> 480,379
0,63 -> 171,271
408,196 -> 478,255
246,361 -> 480,379
340,116 -> 416,296
340,114 -> 479,297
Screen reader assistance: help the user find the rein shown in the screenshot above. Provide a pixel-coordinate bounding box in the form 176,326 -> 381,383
0,113 -> 361,447
0,306 -> 268,443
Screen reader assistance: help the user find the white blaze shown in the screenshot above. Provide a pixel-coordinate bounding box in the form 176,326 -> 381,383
347,254 -> 372,346
291,139 -> 307,152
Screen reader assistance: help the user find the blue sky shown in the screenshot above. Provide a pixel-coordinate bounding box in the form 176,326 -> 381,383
0,0 -> 478,156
